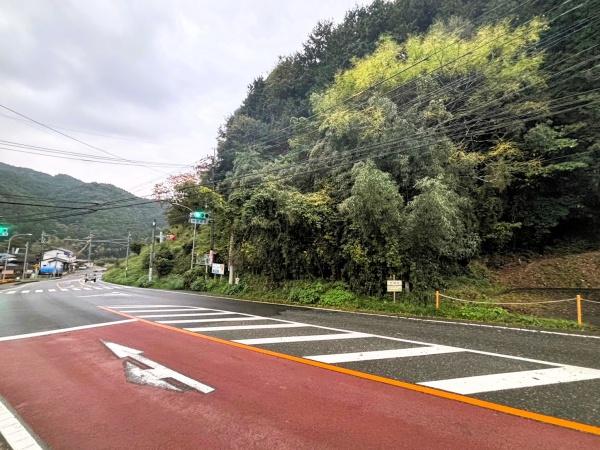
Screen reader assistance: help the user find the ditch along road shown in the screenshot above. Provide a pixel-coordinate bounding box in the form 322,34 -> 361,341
0,275 -> 599,449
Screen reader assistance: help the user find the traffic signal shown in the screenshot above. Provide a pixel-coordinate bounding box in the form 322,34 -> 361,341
192,211 -> 208,220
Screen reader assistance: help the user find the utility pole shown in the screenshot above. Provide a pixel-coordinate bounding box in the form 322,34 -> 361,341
125,231 -> 131,279
148,219 -> 156,282
87,233 -> 94,266
190,222 -> 197,270
210,149 -> 216,252
22,241 -> 29,279
39,231 -> 46,274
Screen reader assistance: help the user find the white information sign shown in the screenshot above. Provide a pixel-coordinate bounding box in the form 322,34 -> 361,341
387,280 -> 403,292
211,263 -> 225,275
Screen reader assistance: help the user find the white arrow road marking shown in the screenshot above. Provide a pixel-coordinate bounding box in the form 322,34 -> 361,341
102,341 -> 215,394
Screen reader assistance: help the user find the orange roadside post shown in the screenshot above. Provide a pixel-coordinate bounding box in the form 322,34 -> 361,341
435,290 -> 440,310
576,294 -> 582,326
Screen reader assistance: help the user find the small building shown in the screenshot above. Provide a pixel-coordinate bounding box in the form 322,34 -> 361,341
40,248 -> 77,276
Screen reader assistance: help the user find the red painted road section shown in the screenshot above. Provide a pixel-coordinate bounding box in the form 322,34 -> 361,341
0,321 -> 598,449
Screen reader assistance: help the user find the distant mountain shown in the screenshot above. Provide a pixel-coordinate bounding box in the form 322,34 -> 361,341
0,162 -> 166,245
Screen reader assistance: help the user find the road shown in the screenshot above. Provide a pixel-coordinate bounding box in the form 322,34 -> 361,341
0,274 -> 599,449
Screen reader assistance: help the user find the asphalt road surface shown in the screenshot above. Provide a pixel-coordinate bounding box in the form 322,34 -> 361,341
1,274 -> 599,449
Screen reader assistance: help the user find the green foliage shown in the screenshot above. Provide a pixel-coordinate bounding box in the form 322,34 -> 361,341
320,288 -> 357,307
154,246 -> 175,277
288,286 -> 322,304
183,267 -> 206,289
190,278 -> 207,292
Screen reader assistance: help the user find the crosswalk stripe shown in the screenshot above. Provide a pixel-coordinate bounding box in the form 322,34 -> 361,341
48,289 -> 56,292
119,308 -> 205,313
419,366 -> 600,394
34,290 -> 43,293
185,323 -> 307,332
139,312 -> 237,318
6,291 -> 16,295
110,305 -> 201,309
21,290 -> 30,294
158,316 -> 263,324
234,332 -> 372,345
305,345 -> 463,364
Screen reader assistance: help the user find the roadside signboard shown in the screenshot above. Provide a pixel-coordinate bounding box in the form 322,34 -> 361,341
387,280 -> 403,292
0,226 -> 8,237
211,263 -> 225,275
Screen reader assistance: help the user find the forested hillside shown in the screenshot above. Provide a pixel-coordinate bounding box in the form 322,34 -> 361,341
156,0 -> 599,294
0,162 -> 166,244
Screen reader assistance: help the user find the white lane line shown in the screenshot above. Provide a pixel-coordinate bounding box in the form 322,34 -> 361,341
48,289 -> 56,292
138,312 -> 238,318
83,287 -> 92,291
93,287 -> 103,290
6,291 -> 17,295
20,290 -> 30,294
185,323 -> 307,332
235,332 -> 372,345
158,316 -> 265,324
34,289 -> 43,293
0,398 -> 43,450
0,319 -> 137,342
71,288 -> 81,291
102,287 -> 112,290
60,288 -> 68,292
116,308 -> 207,313
420,366 -> 600,394
305,346 -> 464,364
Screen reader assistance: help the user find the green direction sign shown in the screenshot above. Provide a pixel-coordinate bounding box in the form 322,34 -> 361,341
189,211 -> 209,225
0,225 -> 8,237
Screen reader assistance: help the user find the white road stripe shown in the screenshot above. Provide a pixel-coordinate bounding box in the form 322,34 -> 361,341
186,323 -> 307,332
0,319 -> 137,342
48,289 -> 56,292
235,332 -> 372,345
420,366 -> 600,394
139,312 -> 237,318
305,346 -> 463,364
83,287 -> 92,291
34,289 -> 43,293
6,291 -> 16,294
94,287 -> 103,290
158,316 -> 264,324
71,288 -> 81,291
60,288 -> 68,292
116,308 -> 206,313
21,290 -> 30,294
110,305 -> 202,309
0,398 -> 43,450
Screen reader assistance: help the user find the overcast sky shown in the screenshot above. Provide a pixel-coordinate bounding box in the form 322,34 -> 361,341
0,0 -> 365,195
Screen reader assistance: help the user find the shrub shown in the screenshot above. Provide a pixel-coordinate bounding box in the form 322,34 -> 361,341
137,275 -> 154,288
288,287 -> 321,304
190,279 -> 207,291
224,282 -> 247,295
155,246 -> 175,276
183,267 -> 206,289
320,288 -> 356,307
163,275 -> 184,290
